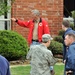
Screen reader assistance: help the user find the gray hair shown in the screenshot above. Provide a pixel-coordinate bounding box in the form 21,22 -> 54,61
31,9 -> 40,16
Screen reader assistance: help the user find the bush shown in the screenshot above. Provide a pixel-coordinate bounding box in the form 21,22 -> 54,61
48,41 -> 63,55
70,23 -> 74,29
0,30 -> 29,61
70,23 -> 75,30
58,30 -> 64,36
53,36 -> 63,43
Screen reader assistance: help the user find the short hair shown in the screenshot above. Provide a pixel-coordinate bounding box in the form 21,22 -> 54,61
62,20 -> 70,28
42,34 -> 53,43
65,33 -> 75,40
31,9 -> 40,16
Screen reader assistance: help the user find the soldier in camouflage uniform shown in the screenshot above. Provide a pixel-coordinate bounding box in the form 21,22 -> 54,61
26,34 -> 57,75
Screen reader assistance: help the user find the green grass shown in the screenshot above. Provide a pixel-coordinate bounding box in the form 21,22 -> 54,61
11,64 -> 64,75
11,65 -> 30,75
54,65 -> 64,75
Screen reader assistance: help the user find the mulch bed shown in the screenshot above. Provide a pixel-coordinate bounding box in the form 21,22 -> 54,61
10,60 -> 30,65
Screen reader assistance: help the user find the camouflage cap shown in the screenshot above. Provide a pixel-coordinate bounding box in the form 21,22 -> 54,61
42,34 -> 53,42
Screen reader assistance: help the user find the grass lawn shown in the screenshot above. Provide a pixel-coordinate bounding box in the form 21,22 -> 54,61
11,63 -> 64,75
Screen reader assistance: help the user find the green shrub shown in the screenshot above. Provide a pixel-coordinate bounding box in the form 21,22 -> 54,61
70,23 -> 75,30
70,23 -> 74,29
53,36 -> 63,43
48,41 -> 63,55
0,30 -> 29,61
58,30 -> 64,36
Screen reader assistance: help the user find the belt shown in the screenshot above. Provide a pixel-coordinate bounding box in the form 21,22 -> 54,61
32,39 -> 39,42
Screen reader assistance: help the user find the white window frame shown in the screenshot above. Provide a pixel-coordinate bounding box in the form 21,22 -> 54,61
0,0 -> 11,30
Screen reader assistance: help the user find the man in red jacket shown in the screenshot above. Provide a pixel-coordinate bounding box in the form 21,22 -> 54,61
11,9 -> 54,74
11,9 -> 50,45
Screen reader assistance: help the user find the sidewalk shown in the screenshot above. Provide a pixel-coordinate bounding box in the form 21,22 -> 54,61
10,62 -> 64,68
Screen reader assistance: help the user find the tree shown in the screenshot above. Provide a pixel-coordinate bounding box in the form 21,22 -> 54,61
0,0 -> 14,16
71,10 -> 75,28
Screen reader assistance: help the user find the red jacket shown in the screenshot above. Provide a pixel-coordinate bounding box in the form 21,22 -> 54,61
16,18 -> 50,44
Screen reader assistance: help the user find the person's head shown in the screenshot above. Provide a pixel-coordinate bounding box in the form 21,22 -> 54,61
64,33 -> 75,46
42,34 -> 53,47
31,9 -> 40,20
62,20 -> 70,31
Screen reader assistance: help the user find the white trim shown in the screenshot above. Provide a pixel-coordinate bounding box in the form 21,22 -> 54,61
0,19 -> 10,21
0,0 -> 11,30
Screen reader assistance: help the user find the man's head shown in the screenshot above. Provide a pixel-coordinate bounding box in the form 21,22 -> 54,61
64,33 -> 75,46
62,20 -> 70,31
42,34 -> 53,47
31,9 -> 40,21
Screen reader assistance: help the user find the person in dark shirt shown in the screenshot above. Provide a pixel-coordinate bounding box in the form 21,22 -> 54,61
64,33 -> 75,75
62,20 -> 75,75
0,55 -> 11,75
62,20 -> 75,62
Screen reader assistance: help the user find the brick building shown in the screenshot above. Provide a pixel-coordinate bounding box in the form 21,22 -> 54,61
0,0 -> 63,41
11,0 -> 63,40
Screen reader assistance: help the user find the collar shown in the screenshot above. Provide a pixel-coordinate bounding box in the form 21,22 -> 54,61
70,42 -> 75,46
65,28 -> 72,32
33,18 -> 42,23
40,44 -> 47,49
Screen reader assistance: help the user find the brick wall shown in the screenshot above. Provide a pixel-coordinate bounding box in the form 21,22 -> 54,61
11,0 -> 63,40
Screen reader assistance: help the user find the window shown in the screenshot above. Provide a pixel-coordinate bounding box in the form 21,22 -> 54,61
64,0 -> 75,17
0,0 -> 11,30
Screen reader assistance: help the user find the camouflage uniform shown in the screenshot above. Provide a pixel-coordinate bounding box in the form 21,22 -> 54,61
26,44 -> 57,75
